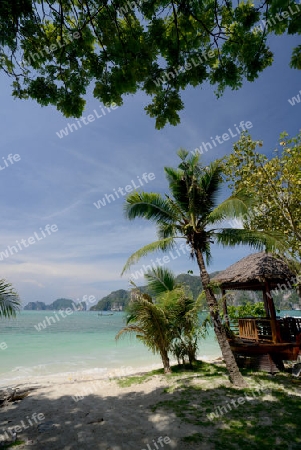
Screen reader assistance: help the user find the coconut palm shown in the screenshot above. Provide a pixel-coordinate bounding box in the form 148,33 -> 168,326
145,267 -> 205,366
122,150 -> 284,387
166,292 -> 204,366
0,279 -> 21,318
116,287 -> 173,373
116,267 -> 203,373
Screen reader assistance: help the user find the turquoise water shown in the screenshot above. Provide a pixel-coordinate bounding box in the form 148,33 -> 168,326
0,311 -> 221,385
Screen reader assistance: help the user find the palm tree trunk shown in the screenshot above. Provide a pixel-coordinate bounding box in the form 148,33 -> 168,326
195,249 -> 247,387
160,349 -> 171,373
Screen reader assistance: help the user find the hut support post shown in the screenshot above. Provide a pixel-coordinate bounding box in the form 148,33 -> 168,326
222,289 -> 230,327
262,289 -> 270,317
265,281 -> 279,343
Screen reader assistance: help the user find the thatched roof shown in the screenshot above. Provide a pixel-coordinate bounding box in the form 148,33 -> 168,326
212,252 -> 295,290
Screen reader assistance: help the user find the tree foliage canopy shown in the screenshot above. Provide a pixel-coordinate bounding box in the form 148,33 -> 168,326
222,131 -> 301,265
1,0 -> 300,128
227,301 -> 266,319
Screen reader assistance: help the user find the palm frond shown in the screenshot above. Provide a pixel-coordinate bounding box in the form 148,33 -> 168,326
124,192 -> 178,223
0,279 -> 21,318
208,190 -> 255,224
157,221 -> 178,239
116,295 -> 171,355
164,159 -> 223,225
177,148 -> 190,161
197,162 -> 223,214
164,167 -> 191,214
121,237 -> 175,275
144,266 -> 177,296
115,325 -> 144,341
214,228 -> 287,253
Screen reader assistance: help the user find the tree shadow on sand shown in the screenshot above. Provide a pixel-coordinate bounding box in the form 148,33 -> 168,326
0,362 -> 300,450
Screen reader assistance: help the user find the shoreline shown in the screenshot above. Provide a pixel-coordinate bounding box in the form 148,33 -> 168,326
0,356 -> 223,390
0,349 -> 221,389
0,357 -> 225,449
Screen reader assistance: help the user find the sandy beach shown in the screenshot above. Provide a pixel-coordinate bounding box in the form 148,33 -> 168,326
2,357 -> 301,450
0,359 -> 224,450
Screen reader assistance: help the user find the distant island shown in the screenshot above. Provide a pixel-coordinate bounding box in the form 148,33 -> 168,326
90,273 -> 220,311
23,272 -> 299,312
24,298 -> 87,311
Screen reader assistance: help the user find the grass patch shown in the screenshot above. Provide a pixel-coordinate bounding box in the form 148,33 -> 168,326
116,360 -> 226,387
168,360 -> 227,377
0,441 -> 25,449
150,364 -> 301,450
116,368 -> 163,387
116,360 -> 301,448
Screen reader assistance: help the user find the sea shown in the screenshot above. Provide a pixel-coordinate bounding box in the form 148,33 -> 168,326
1,310 -> 300,387
0,310 -> 221,387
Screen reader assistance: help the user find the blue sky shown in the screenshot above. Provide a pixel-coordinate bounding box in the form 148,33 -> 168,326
0,33 -> 300,306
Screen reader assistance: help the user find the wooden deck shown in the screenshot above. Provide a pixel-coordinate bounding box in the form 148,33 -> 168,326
229,316 -> 301,362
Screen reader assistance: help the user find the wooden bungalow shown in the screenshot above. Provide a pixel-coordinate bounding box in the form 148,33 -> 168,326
212,252 -> 301,372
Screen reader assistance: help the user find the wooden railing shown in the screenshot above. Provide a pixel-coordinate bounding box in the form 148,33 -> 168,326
238,318 -> 259,340
255,319 -> 274,341
278,317 -> 301,342
232,317 -> 301,344
237,318 -> 274,341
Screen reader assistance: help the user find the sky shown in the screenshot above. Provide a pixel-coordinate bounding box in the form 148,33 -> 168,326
0,33 -> 300,307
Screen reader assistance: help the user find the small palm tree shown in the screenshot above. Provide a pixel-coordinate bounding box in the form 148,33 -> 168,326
0,279 -> 21,318
116,288 -> 173,373
116,267 -> 203,373
122,151 -> 284,387
167,293 -> 202,366
145,267 -> 205,367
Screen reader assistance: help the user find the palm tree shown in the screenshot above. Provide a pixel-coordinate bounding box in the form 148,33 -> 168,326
116,266 -> 203,373
122,151 -> 284,387
167,292 -> 203,366
145,267 -> 205,367
0,279 -> 21,318
116,287 -> 173,373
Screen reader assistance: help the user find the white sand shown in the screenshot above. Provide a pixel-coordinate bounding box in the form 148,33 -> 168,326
0,359 -> 223,450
